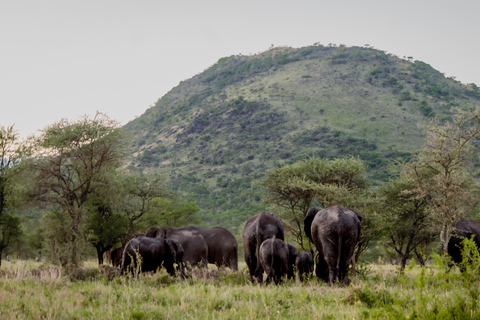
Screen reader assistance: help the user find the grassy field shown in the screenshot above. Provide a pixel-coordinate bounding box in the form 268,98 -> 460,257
0,259 -> 479,319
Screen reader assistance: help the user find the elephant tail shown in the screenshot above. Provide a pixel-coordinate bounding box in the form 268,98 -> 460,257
335,233 -> 343,281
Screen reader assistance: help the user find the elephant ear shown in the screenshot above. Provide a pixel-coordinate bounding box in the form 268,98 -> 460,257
304,207 -> 319,242
350,209 -> 363,222
145,227 -> 159,238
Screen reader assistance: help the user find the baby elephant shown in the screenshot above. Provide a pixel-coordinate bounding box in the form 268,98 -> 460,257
259,236 -> 289,285
296,252 -> 314,281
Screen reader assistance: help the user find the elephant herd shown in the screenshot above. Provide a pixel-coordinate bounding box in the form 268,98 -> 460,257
119,226 -> 238,277
242,206 -> 362,285
115,206 -> 480,286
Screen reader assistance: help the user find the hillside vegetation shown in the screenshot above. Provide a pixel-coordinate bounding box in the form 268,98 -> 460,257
124,44 -> 480,233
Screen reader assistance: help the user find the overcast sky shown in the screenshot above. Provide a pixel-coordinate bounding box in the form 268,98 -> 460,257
1,0 -> 479,138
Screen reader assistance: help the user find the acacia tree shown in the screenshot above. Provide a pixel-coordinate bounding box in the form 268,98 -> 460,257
30,113 -> 124,266
115,172 -> 173,243
259,157 -> 369,251
380,164 -> 437,270
413,108 -> 480,253
149,196 -> 201,227
85,194 -> 128,265
0,125 -> 22,267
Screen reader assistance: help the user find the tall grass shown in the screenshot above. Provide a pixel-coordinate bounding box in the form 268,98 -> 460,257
0,257 -> 479,319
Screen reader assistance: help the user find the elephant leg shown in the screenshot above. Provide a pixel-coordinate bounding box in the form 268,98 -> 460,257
315,255 -> 329,282
338,261 -> 350,286
328,267 -> 338,286
230,255 -> 238,271
245,246 -> 258,282
325,255 -> 338,286
254,263 -> 264,283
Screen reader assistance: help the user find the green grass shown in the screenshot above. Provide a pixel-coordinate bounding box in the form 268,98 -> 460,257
1,259 -> 479,319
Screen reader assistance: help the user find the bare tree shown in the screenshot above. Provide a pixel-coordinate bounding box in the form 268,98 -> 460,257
413,108 -> 480,253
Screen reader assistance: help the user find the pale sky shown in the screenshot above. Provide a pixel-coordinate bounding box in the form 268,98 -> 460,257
1,0 -> 479,138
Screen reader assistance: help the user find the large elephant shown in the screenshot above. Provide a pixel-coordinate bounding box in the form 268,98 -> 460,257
186,227 -> 238,270
447,220 -> 480,269
242,212 -> 285,283
120,236 -> 184,277
304,206 -> 362,286
296,252 -> 314,281
145,226 -> 208,268
287,244 -> 298,280
259,236 -> 289,285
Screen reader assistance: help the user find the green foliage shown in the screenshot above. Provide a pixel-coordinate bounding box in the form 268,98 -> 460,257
419,100 -> 435,117
85,195 -> 129,265
149,197 -> 201,227
379,164 -> 437,269
0,124 -> 24,265
458,236 -> 480,285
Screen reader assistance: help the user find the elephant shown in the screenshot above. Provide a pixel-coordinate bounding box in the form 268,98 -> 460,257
185,226 -> 238,270
287,244 -> 299,280
110,247 -> 124,267
304,206 -> 362,286
145,226 -> 208,268
242,212 -> 285,283
259,236 -> 289,285
296,252 -> 314,281
120,236 -> 185,277
447,220 -> 480,270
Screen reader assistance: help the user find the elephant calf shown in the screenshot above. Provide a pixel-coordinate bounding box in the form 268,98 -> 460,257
121,236 -> 184,277
287,244 -> 298,280
296,252 -> 314,281
259,236 -> 289,285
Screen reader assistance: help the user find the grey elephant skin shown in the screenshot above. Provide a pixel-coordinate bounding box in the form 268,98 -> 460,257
185,226 -> 238,270
304,206 -> 362,286
242,212 -> 285,282
447,220 -> 480,268
287,244 -> 298,280
120,236 -> 184,277
145,226 -> 208,268
259,236 -> 289,284
296,252 -> 314,281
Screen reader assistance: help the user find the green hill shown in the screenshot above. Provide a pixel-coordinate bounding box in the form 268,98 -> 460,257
124,44 -> 480,235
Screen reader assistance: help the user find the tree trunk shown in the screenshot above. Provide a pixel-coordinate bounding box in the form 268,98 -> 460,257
400,254 -> 408,271
96,247 -> 104,265
440,223 -> 452,254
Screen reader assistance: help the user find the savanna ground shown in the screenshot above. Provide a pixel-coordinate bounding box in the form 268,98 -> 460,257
0,258 -> 479,320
